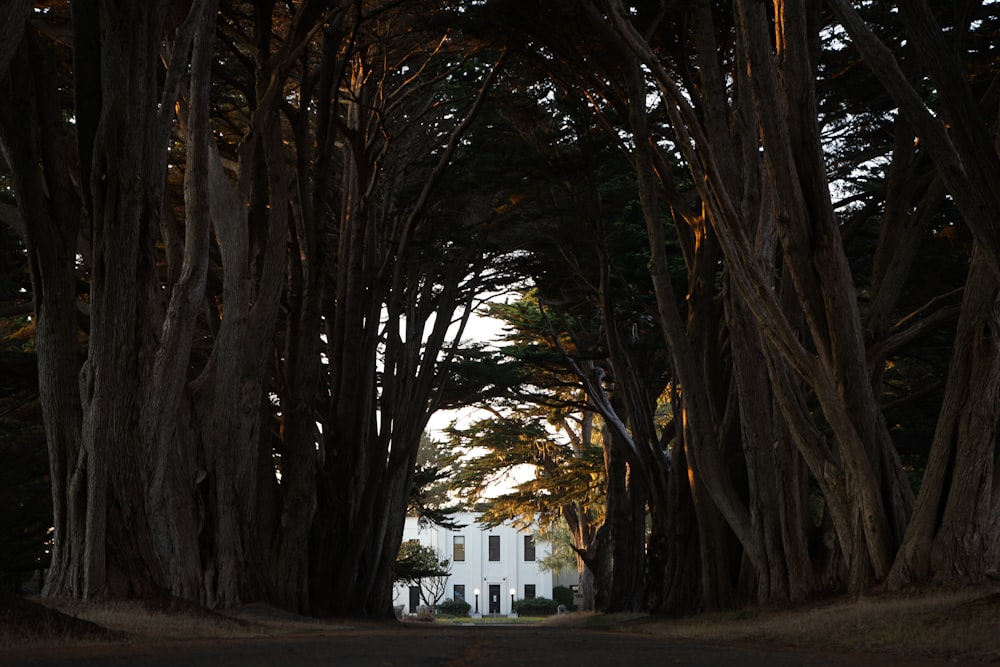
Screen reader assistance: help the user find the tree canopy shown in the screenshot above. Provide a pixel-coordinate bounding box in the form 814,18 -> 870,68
2,0 -> 999,618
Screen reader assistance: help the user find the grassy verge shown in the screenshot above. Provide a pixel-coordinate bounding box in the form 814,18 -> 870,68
548,584 -> 1000,662
0,596 -> 351,650
3,583 -> 998,662
434,615 -> 543,625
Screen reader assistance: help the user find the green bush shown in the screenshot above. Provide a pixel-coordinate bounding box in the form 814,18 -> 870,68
513,596 -> 558,617
436,597 -> 471,617
552,585 -> 574,609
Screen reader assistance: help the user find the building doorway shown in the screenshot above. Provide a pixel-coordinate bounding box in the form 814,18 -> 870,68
488,584 -> 501,614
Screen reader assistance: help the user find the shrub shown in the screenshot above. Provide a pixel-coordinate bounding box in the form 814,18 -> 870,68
436,598 -> 471,617
512,597 -> 558,617
552,586 -> 574,609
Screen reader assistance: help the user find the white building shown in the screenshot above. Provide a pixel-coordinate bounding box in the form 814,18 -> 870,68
393,511 -> 553,616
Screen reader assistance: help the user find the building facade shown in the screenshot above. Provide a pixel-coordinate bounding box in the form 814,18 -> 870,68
393,512 -> 553,616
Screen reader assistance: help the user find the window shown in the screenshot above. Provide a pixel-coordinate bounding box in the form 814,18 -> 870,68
454,584 -> 465,602
524,534 -> 536,561
453,535 -> 465,562
524,584 -> 536,599
488,535 -> 500,561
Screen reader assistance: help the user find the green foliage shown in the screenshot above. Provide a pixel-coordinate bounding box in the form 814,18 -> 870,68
392,540 -> 449,584
536,523 -> 578,575
552,585 -> 574,609
436,345 -> 526,411
394,540 -> 453,610
447,409 -> 606,533
513,596 -> 558,617
435,597 -> 471,617
409,434 -> 466,530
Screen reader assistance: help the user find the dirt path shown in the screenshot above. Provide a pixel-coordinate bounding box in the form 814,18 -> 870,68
0,624 -> 964,667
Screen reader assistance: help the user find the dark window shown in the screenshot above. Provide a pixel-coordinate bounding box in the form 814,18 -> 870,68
454,584 -> 465,602
453,535 -> 465,562
524,534 -> 536,561
488,535 -> 500,561
524,584 -> 536,599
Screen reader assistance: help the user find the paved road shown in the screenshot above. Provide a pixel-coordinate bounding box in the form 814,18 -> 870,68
1,624 -> 958,667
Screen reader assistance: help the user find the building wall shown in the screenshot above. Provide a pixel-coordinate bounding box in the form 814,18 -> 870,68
393,512 -> 553,615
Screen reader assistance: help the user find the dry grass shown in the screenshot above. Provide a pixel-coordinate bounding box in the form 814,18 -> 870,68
574,584 -> 1000,662
0,593 -> 124,650
0,596 -> 353,650
3,584 -> 999,662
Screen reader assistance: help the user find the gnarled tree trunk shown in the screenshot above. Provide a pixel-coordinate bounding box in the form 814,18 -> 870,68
0,21 -> 84,599
889,249 -> 1000,586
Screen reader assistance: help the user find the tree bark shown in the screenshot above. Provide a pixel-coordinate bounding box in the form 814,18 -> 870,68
728,291 -> 813,603
81,0 -> 171,599
738,1 -> 912,589
888,248 -> 1000,586
150,0 -> 218,603
0,25 -> 84,598
603,429 -> 646,612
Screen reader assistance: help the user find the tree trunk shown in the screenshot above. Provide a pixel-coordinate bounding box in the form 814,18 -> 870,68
602,429 -> 646,612
888,248 -> 1000,586
272,229 -> 322,613
149,0 -> 217,603
728,291 -> 813,603
316,71 -> 381,611
78,1 -> 178,599
650,430 -> 701,614
827,0 -> 1000,281
0,25 -> 84,598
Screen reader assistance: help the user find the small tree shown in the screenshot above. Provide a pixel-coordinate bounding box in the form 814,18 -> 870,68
392,540 -> 452,611
418,558 -> 452,611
